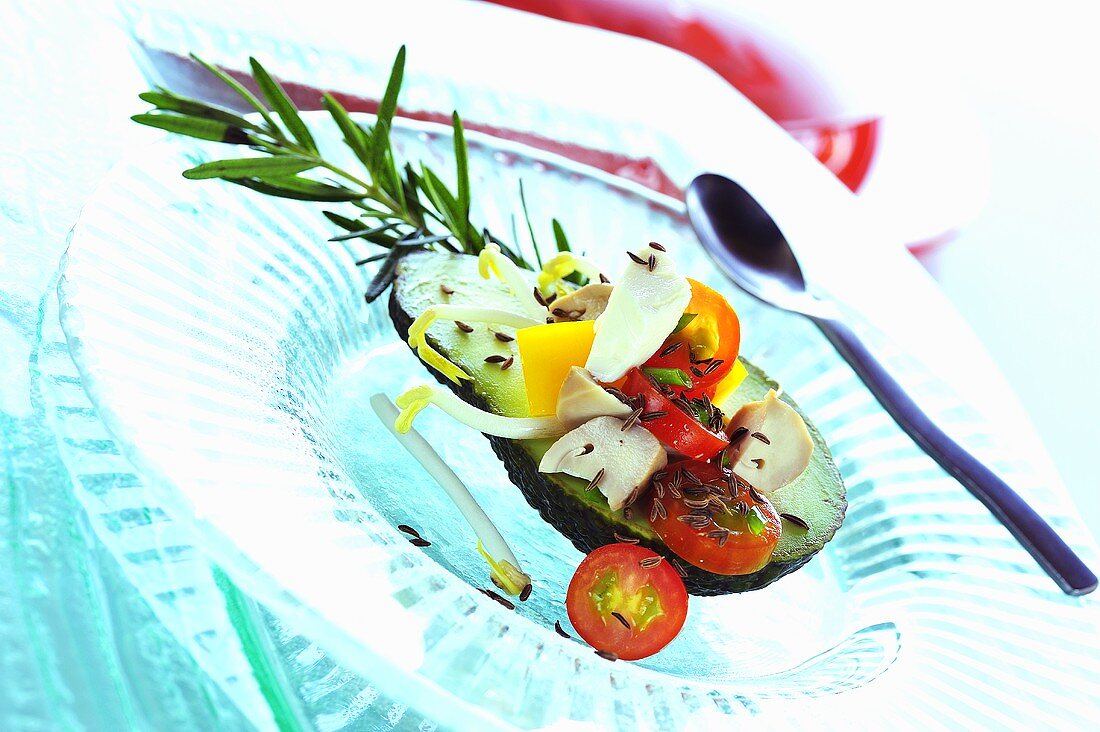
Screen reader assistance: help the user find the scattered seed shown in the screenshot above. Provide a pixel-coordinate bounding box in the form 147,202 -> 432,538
595,650 -> 619,662
736,501 -> 749,516
621,406 -> 643,431
668,483 -> 682,499
410,538 -> 432,548
495,331 -> 515,342
501,356 -> 515,370
627,251 -> 648,266
599,273 -> 610,284
480,588 -> 515,610
604,387 -> 632,405
520,583 -> 533,602
647,254 -> 657,271
614,532 -> 639,544
748,486 -> 765,503
440,284 -> 455,295
690,367 -> 704,378
485,354 -> 507,363
577,443 -> 595,456
545,316 -> 555,324
623,486 -> 642,507
397,524 -> 421,538
670,558 -> 688,577
455,321 -> 474,333
681,468 -> 702,485
586,468 -> 606,492
684,497 -> 711,509
653,470 -> 667,482
623,506 -> 634,520
710,497 -> 733,516
611,611 -> 631,629
751,458 -> 765,469
651,498 -> 667,521
729,426 -> 749,443
639,555 -> 664,569
555,620 -> 571,638
659,341 -> 684,357
751,432 -> 771,445
639,410 -> 667,421
648,241 -> 666,252
781,513 -> 810,530
545,292 -> 558,305
703,360 -> 723,376
654,481 -> 665,499
533,287 -> 548,307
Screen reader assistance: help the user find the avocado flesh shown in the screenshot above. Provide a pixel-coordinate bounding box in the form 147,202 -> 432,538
389,250 -> 846,595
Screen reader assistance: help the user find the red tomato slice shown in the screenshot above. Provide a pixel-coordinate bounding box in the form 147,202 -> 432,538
643,279 -> 740,399
621,368 -> 729,460
566,544 -> 688,661
649,460 -> 781,576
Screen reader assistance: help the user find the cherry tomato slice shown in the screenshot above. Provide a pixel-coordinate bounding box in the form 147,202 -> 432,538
643,279 -> 740,399
566,544 -> 688,661
621,368 -> 729,461
649,460 -> 781,575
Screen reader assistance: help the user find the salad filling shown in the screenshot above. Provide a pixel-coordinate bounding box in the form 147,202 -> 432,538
396,243 -> 822,584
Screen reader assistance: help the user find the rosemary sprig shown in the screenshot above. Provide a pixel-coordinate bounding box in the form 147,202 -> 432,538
133,46 -> 550,301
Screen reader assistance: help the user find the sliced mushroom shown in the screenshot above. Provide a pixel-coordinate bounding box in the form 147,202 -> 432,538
539,415 -> 667,510
556,366 -> 633,430
726,389 -> 813,493
549,283 -> 613,322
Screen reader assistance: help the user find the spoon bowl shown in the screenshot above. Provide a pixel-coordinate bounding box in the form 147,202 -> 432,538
686,173 -> 829,318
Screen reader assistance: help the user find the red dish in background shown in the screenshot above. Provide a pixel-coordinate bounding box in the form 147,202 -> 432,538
488,0 -> 880,193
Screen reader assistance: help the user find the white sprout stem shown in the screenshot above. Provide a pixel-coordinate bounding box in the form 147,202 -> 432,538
408,305 -> 541,341
478,243 -> 548,320
395,384 -> 565,439
370,394 -> 531,595
406,305 -> 542,385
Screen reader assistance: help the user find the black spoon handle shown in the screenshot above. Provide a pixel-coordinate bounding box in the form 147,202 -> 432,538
812,316 -> 1096,596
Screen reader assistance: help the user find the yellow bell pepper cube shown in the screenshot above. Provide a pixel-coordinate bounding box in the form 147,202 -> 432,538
713,357 -> 749,408
516,320 -> 596,416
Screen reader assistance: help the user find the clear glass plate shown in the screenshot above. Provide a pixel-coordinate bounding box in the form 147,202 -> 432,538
58,117 -> 1100,729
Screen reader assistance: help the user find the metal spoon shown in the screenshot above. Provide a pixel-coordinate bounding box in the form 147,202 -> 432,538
686,172 -> 1096,596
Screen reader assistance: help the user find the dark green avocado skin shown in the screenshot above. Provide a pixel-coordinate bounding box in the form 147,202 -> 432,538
389,284 -> 821,596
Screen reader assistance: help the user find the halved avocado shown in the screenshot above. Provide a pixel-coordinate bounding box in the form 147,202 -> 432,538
389,250 -> 846,595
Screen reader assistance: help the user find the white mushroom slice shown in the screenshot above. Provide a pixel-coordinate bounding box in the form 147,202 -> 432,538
549,283 -> 613,322
556,366 -> 633,430
726,389 -> 813,494
538,415 -> 667,510
585,246 -> 692,382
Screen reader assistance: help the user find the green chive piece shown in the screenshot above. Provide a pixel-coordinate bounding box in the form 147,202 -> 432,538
746,505 -> 766,536
673,313 -> 697,333
642,366 -> 693,388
